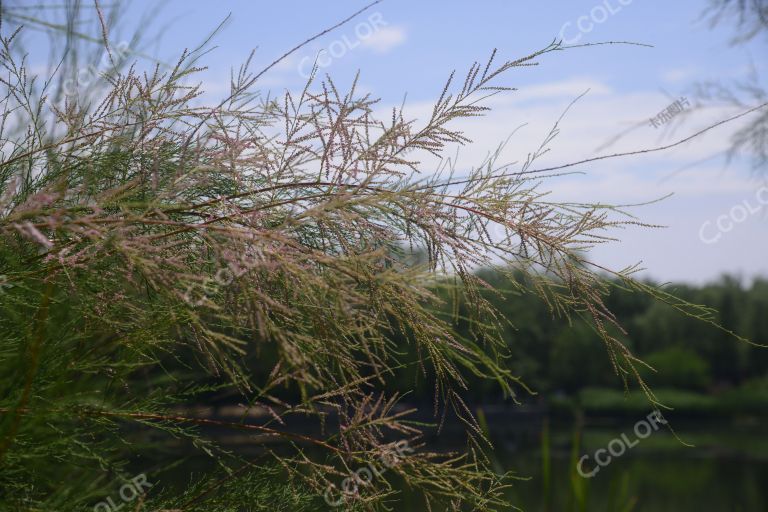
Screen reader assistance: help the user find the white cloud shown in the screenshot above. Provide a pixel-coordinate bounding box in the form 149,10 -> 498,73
386,79 -> 755,202
499,78 -> 612,103
188,74 -> 766,282
360,26 -> 407,54
661,66 -> 697,84
383,78 -> 766,282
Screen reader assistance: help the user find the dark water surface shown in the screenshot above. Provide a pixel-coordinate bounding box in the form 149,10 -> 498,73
483,416 -> 768,511
134,413 -> 768,511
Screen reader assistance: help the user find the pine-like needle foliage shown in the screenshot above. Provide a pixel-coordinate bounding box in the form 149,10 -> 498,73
0,2 -> 751,511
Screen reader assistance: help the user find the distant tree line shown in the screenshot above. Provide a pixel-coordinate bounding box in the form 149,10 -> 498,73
382,270 -> 768,403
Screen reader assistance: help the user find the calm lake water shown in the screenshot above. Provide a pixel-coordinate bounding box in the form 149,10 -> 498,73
481,416 -> 768,511
137,412 -> 768,511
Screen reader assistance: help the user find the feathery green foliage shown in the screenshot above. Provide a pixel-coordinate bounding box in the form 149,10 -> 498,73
0,2 -> 755,510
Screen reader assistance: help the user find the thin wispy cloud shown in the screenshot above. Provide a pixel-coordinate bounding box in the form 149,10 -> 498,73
661,66 -> 698,84
360,26 -> 407,54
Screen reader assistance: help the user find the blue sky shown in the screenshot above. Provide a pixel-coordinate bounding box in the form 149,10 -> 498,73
15,0 -> 768,283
